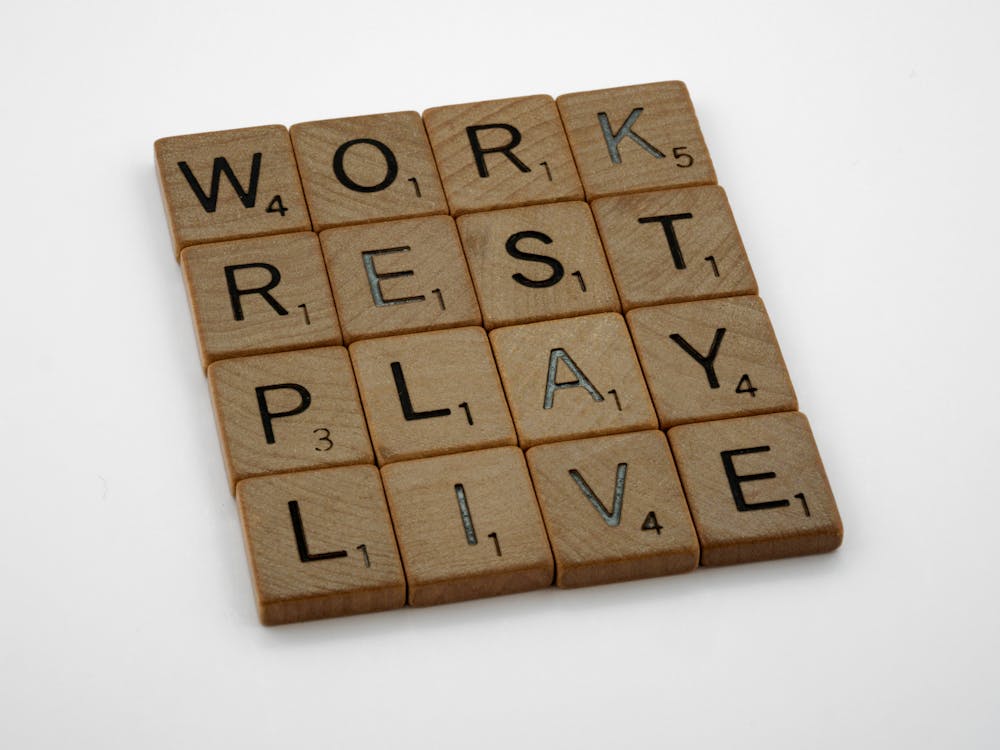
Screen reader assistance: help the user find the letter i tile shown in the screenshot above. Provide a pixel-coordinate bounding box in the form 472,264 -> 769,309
381,447 -> 554,606
667,411 -> 843,566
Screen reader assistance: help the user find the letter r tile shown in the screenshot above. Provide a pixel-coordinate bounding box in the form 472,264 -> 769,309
237,465 -> 405,625
668,411 -> 843,566
290,111 -> 448,230
349,327 -> 516,464
557,81 -> 716,200
155,125 -> 311,258
423,95 -> 583,214
208,347 -> 373,492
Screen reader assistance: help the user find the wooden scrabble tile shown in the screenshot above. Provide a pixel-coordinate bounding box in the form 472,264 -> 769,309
155,125 -> 310,258
525,431 -> 699,588
181,232 -> 341,368
456,202 -> 620,329
489,313 -> 656,448
208,346 -> 373,492
349,327 -> 516,464
591,185 -> 757,309
320,215 -> 481,343
423,95 -> 583,214
290,111 -> 448,231
380,447 -> 553,606
236,465 -> 406,625
557,81 -> 716,200
668,412 -> 843,566
627,296 -> 797,428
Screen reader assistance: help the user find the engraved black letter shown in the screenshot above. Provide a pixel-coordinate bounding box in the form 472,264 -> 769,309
568,463 -> 628,527
720,446 -> 790,512
466,124 -> 531,177
361,247 -> 427,307
638,213 -> 694,269
332,138 -> 399,193
177,153 -> 262,213
224,262 -> 288,321
391,361 -> 451,421
255,384 -> 312,444
288,501 -> 348,562
670,328 -> 726,388
506,230 -> 565,288
544,349 -> 604,409
597,109 -> 665,164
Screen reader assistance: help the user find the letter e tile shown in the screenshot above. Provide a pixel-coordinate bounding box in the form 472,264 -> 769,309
526,431 -> 699,587
237,465 -> 406,624
381,447 -> 554,606
668,412 -> 843,566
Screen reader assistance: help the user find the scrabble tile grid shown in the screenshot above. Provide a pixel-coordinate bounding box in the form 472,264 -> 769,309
155,81 -> 843,625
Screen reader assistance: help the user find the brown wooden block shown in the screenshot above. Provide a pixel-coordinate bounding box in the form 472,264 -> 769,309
557,81 -> 716,200
489,313 -> 656,448
668,411 -> 843,566
208,346 -> 373,492
181,232 -> 341,368
627,296 -> 797,428
526,431 -> 699,588
591,185 -> 757,309
320,215 -> 481,343
423,95 -> 583,215
237,465 -> 406,625
155,125 -> 310,258
381,447 -> 553,606
455,202 -> 620,329
290,112 -> 448,231
349,327 -> 516,464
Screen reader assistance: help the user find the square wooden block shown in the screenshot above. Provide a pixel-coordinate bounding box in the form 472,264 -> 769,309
591,185 -> 757,309
237,465 -> 406,625
526,431 -> 699,588
423,95 -> 583,214
290,111 -> 448,231
628,296 -> 797,428
456,202 -> 620,328
181,232 -> 341,368
208,346 -> 373,492
381,447 -> 553,607
350,327 -> 516,464
155,125 -> 310,258
320,215 -> 481,343
668,411 -> 843,566
557,81 -> 716,200
489,313 -> 656,448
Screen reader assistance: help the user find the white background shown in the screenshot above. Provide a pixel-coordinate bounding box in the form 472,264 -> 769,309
2,1 -> 998,747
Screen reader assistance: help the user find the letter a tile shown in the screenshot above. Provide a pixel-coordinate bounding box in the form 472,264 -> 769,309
381,447 -> 553,606
557,81 -> 716,200
668,412 -> 843,566
526,431 -> 699,587
490,313 -> 656,448
155,125 -> 311,258
208,347 -> 373,492
237,465 -> 406,624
